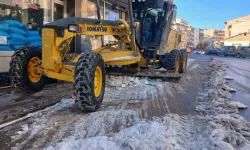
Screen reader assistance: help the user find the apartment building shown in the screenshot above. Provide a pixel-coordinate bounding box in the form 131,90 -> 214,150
194,28 -> 200,48
176,18 -> 189,26
224,33 -> 250,47
225,15 -> 250,38
199,29 -> 204,41
186,26 -> 194,48
204,29 -> 225,42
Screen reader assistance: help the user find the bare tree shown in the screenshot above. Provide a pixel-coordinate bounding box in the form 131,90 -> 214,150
196,41 -> 209,50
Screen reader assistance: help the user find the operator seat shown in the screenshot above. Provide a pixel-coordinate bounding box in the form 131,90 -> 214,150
143,18 -> 152,41
69,35 -> 92,53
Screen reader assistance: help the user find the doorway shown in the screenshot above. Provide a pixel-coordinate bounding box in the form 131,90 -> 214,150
52,0 -> 66,21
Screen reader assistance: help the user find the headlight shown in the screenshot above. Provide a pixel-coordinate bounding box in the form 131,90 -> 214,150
68,24 -> 77,32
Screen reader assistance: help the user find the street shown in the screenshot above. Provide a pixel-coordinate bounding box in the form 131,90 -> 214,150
0,54 -> 249,150
0,0 -> 249,149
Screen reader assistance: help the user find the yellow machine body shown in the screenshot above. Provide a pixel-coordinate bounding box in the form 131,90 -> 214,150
40,20 -> 149,83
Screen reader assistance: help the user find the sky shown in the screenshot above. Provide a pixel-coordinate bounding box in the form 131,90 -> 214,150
175,0 -> 250,30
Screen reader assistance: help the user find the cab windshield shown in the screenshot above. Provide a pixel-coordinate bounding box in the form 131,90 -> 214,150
134,5 -> 174,47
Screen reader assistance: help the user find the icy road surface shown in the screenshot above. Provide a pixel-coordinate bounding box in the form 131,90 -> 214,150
0,56 -> 250,150
195,54 -> 250,122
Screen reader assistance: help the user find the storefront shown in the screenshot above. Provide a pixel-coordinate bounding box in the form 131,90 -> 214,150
79,0 -> 124,49
0,0 -> 126,73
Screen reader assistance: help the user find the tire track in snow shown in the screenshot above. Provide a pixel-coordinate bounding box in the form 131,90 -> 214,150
1,57 -> 217,150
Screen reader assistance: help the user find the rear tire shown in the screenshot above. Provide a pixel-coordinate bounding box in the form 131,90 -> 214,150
162,50 -> 181,73
74,52 -> 106,112
9,46 -> 46,93
180,53 -> 188,73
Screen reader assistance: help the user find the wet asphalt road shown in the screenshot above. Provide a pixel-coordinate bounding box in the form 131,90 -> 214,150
191,54 -> 250,121
0,55 -> 207,126
0,55 -> 210,150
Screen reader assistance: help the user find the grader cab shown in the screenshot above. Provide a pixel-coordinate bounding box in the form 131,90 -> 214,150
9,0 -> 187,112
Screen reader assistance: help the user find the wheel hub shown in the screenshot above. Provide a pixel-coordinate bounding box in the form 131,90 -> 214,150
175,56 -> 180,72
28,57 -> 42,83
183,55 -> 187,69
94,66 -> 103,97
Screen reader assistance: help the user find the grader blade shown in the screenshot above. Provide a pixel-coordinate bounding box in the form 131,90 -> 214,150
105,67 -> 181,82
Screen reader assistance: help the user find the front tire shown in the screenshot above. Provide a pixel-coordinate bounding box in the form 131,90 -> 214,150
9,46 -> 46,93
236,53 -> 241,58
74,52 -> 106,112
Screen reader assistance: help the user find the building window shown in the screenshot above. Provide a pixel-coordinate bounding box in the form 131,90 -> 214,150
81,0 -> 104,19
0,1 -> 49,27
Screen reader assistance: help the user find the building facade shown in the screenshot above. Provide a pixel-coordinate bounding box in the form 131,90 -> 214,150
227,21 -> 250,38
176,18 -> 188,26
225,15 -> 250,38
0,0 -> 128,49
193,28 -> 199,48
224,33 -> 250,47
199,29 -> 204,41
186,26 -> 194,48
0,0 -> 127,72
203,29 -> 225,48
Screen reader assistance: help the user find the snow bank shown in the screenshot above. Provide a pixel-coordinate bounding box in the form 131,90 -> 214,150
195,58 -> 250,149
45,114 -> 250,150
9,58 -> 250,150
196,58 -> 242,115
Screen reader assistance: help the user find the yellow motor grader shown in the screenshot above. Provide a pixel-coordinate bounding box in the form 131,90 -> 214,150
9,0 -> 187,112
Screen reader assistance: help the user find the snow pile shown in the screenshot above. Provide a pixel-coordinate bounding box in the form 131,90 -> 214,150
10,98 -> 75,146
69,110 -> 139,139
12,106 -> 141,149
194,58 -> 250,149
45,114 -> 250,150
196,58 -> 246,115
8,58 -> 250,150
